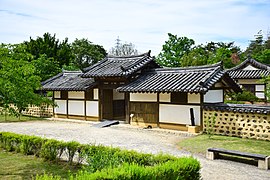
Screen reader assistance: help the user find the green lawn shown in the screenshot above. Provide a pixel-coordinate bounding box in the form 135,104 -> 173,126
0,114 -> 45,123
178,134 -> 270,156
0,149 -> 81,179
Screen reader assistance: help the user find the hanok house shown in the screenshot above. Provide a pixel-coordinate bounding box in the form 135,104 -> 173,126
227,58 -> 270,100
42,51 -> 159,121
117,62 -> 241,131
42,52 -> 241,131
41,71 -> 99,120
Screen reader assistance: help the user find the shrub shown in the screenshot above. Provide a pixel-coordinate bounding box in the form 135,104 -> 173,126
68,157 -> 200,180
227,89 -> 259,103
41,139 -> 64,161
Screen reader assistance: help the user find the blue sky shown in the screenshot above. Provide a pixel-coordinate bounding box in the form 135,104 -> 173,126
0,0 -> 270,55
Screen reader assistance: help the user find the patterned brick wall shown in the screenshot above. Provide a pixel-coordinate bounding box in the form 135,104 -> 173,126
203,110 -> 270,141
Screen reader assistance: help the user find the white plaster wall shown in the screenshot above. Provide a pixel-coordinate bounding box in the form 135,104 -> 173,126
255,85 -> 265,91
54,91 -> 61,98
113,89 -> 124,100
159,93 -> 170,102
55,100 -> 66,114
94,89 -> 99,100
255,92 -> 265,99
68,91 -> 84,99
204,90 -> 223,103
188,93 -> 200,104
130,93 -> 157,102
243,65 -> 259,70
86,101 -> 99,117
159,104 -> 200,125
68,100 -> 84,115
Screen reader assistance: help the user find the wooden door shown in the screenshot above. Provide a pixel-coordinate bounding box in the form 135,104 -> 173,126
113,100 -> 125,120
102,89 -> 113,119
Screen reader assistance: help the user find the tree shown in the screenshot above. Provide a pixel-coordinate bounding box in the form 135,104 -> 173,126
71,38 -> 107,70
244,31 -> 270,64
109,37 -> 138,56
0,44 -> 52,119
32,55 -> 61,82
181,41 -> 241,68
156,33 -> 195,67
24,32 -> 73,68
261,76 -> 270,101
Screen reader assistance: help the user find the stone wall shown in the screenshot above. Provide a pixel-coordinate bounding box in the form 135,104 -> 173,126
203,104 -> 270,141
22,105 -> 53,117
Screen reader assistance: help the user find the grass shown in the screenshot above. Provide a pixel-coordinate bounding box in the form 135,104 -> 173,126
178,134 -> 270,156
0,149 -> 81,179
0,114 -> 45,123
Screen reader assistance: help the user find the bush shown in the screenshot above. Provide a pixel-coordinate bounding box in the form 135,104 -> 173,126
68,157 -> 200,180
0,132 -> 201,180
227,89 -> 259,103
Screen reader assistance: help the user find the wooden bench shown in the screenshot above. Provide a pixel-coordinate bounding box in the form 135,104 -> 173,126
206,148 -> 270,170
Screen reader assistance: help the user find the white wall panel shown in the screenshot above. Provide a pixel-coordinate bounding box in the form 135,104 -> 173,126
159,93 -> 170,102
255,92 -> 265,99
68,100 -> 84,115
159,104 -> 200,125
255,85 -> 265,91
54,91 -> 61,98
55,100 -> 66,114
204,90 -> 223,103
68,91 -> 84,99
188,93 -> 200,104
130,93 -> 157,102
86,101 -> 99,117
94,89 -> 99,100
113,89 -> 124,100
243,65 -> 258,70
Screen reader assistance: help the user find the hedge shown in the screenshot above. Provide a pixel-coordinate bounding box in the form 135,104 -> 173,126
0,132 -> 201,179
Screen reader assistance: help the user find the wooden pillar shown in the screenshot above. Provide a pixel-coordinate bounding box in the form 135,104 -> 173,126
52,91 -> 55,118
84,91 -> 87,120
99,83 -> 103,121
66,91 -> 69,119
157,92 -> 160,128
200,93 -> 204,130
125,92 -> 130,124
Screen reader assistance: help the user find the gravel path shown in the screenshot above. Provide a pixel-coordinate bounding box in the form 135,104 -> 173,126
0,120 -> 269,180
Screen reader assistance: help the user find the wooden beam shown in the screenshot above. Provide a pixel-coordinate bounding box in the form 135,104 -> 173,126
125,92 -> 130,124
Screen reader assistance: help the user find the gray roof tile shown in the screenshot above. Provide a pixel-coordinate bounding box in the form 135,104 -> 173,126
82,51 -> 159,78
42,71 -> 96,91
117,62 -> 241,93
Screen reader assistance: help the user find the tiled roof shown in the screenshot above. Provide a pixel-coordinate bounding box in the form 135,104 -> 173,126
42,71 -> 96,91
82,51 -> 159,78
117,62 -> 241,93
228,58 -> 270,79
229,70 -> 270,79
203,103 -> 270,115
229,58 -> 270,71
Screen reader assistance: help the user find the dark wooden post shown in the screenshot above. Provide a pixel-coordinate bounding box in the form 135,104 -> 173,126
125,92 -> 130,124
190,108 -> 195,126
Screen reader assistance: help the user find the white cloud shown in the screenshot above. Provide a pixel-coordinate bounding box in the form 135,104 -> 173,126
0,0 -> 269,55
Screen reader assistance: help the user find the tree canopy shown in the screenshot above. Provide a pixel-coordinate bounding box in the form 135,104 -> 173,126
156,33 -> 195,67
157,33 -> 241,68
0,44 -> 52,116
71,38 -> 107,70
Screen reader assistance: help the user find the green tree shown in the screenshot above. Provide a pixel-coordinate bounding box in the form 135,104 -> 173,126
244,31 -> 270,64
156,33 -> 195,67
71,38 -> 107,70
109,37 -> 138,56
24,32 -> 73,67
181,41 -> 241,68
0,44 -> 52,119
32,55 -> 61,81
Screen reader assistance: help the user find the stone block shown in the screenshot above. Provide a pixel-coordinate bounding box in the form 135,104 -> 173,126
206,151 -> 215,160
258,157 -> 270,170
188,126 -> 200,133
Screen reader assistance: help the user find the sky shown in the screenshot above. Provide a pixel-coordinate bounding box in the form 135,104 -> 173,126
0,0 -> 270,56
